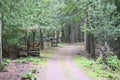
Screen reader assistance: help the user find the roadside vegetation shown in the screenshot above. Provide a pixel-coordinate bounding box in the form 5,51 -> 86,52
74,55 -> 120,80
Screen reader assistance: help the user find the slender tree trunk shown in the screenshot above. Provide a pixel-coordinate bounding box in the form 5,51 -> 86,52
57,31 -> 59,46
101,41 -> 111,65
61,29 -> 65,42
75,24 -> 79,42
32,31 -> 35,50
90,34 -> 95,59
71,25 -> 75,43
40,29 -> 44,49
0,17 -> 3,67
105,41 -> 111,57
54,30 -> 58,47
84,32 -> 87,47
68,25 -> 71,43
78,27 -> 82,42
86,33 -> 91,53
84,7 -> 90,52
71,23 -> 79,43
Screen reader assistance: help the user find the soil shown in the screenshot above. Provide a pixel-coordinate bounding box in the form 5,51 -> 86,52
0,62 -> 35,80
0,61 -> 47,80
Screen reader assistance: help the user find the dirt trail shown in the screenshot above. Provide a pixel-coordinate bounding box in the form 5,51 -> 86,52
45,44 -> 93,80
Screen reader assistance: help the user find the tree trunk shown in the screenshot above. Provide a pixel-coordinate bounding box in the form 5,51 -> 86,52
54,30 -> 58,47
101,41 -> 111,65
105,41 -> 111,57
74,24 -> 79,42
40,29 -> 44,49
32,31 -> 35,50
68,25 -> 71,43
85,33 -> 91,53
90,34 -> 95,59
78,27 -> 83,42
61,29 -> 65,42
71,24 -> 79,43
71,25 -> 75,43
84,7 -> 89,52
0,17 -> 3,68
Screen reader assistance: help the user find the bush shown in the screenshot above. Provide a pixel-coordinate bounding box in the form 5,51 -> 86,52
4,59 -> 11,65
31,69 -> 37,73
96,54 -> 120,71
22,72 -> 36,80
107,55 -> 120,71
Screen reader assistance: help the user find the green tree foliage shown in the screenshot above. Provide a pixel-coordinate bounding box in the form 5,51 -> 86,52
1,0 -> 58,47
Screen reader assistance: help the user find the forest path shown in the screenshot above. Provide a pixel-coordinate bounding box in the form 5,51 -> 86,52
45,44 -> 93,80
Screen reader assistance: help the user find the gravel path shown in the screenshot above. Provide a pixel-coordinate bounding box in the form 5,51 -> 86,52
45,44 -> 93,80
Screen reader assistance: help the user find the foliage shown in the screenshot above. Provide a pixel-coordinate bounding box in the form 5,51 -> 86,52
22,72 -> 36,80
74,56 -> 120,80
96,55 -> 120,71
107,55 -> 120,71
15,57 -> 48,65
82,58 -> 94,68
0,59 -> 11,70
4,59 -> 11,65
78,0 -> 120,44
0,0 -> 120,49
31,69 -> 37,73
1,0 -> 59,49
0,62 -> 6,71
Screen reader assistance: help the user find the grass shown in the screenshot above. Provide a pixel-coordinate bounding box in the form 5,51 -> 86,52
22,72 -> 36,80
0,59 -> 11,71
58,43 -> 68,47
74,56 -> 120,80
15,48 -> 56,66
15,56 -> 47,65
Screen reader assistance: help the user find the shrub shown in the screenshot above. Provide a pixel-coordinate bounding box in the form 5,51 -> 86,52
22,72 -> 36,80
107,55 -> 120,71
31,69 -> 37,73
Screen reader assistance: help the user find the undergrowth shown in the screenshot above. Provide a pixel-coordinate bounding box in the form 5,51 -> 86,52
15,56 -> 48,65
74,56 -> 120,80
15,49 -> 55,66
22,72 -> 36,80
0,59 -> 11,71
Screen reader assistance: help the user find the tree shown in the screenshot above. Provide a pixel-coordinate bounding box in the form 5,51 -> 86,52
56,0 -> 120,59
81,0 -> 120,58
0,14 -> 3,69
0,0 -> 63,57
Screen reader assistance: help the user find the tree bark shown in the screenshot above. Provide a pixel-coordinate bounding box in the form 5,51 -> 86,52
78,26 -> 82,42
86,33 -> 91,53
84,6 -> 89,52
54,30 -> 58,47
0,17 -> 3,67
71,24 -> 79,43
32,31 -> 35,50
105,41 -> 111,57
61,29 -> 65,42
40,29 -> 44,49
90,34 -> 95,59
68,25 -> 71,43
